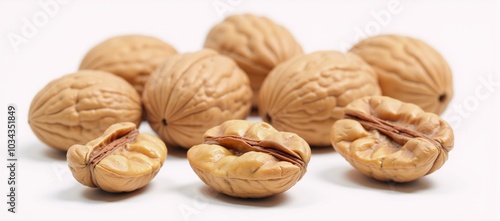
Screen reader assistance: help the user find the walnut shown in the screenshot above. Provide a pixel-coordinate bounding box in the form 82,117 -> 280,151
330,96 -> 454,182
28,70 -> 142,151
205,14 -> 303,107
67,122 -> 167,192
80,35 -> 177,95
350,34 -> 453,114
259,51 -> 381,146
142,49 -> 252,148
187,120 -> 311,198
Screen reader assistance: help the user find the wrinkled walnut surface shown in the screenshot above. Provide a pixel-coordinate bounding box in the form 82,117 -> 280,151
142,49 -> 252,149
350,34 -> 453,115
205,13 -> 303,106
330,96 -> 454,182
259,51 -> 381,146
188,120 -> 311,198
29,70 -> 142,151
67,122 -> 167,193
80,35 -> 177,95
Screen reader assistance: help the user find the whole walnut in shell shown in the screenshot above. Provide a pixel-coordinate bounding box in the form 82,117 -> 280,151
29,70 -> 142,151
188,120 -> 311,198
350,34 -> 453,115
79,35 -> 177,95
204,13 -> 303,107
330,96 -> 454,182
142,49 -> 252,148
259,51 -> 381,146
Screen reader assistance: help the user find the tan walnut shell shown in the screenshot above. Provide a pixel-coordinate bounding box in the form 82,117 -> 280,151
204,13 -> 303,107
79,35 -> 177,95
330,96 -> 454,182
142,49 -> 252,148
259,51 -> 381,146
67,122 -> 167,192
350,34 -> 453,115
187,120 -> 311,198
29,70 -> 142,151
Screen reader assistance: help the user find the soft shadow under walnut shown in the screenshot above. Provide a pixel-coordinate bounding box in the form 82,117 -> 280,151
200,186 -> 288,207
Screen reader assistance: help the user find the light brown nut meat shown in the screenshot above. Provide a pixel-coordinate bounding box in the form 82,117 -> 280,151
142,49 -> 252,148
187,120 -> 311,198
28,70 -> 142,151
204,13 -> 303,107
67,122 -> 167,193
79,35 -> 177,95
259,51 -> 381,147
350,34 -> 453,115
330,96 -> 454,182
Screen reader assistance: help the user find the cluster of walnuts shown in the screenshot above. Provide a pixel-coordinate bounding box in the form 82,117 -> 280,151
28,13 -> 454,197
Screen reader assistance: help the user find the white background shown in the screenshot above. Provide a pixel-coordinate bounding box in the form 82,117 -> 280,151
1,0 -> 499,220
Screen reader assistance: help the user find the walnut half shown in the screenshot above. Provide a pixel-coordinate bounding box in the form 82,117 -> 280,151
187,120 -> 311,198
67,122 -> 167,192
330,96 -> 454,182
